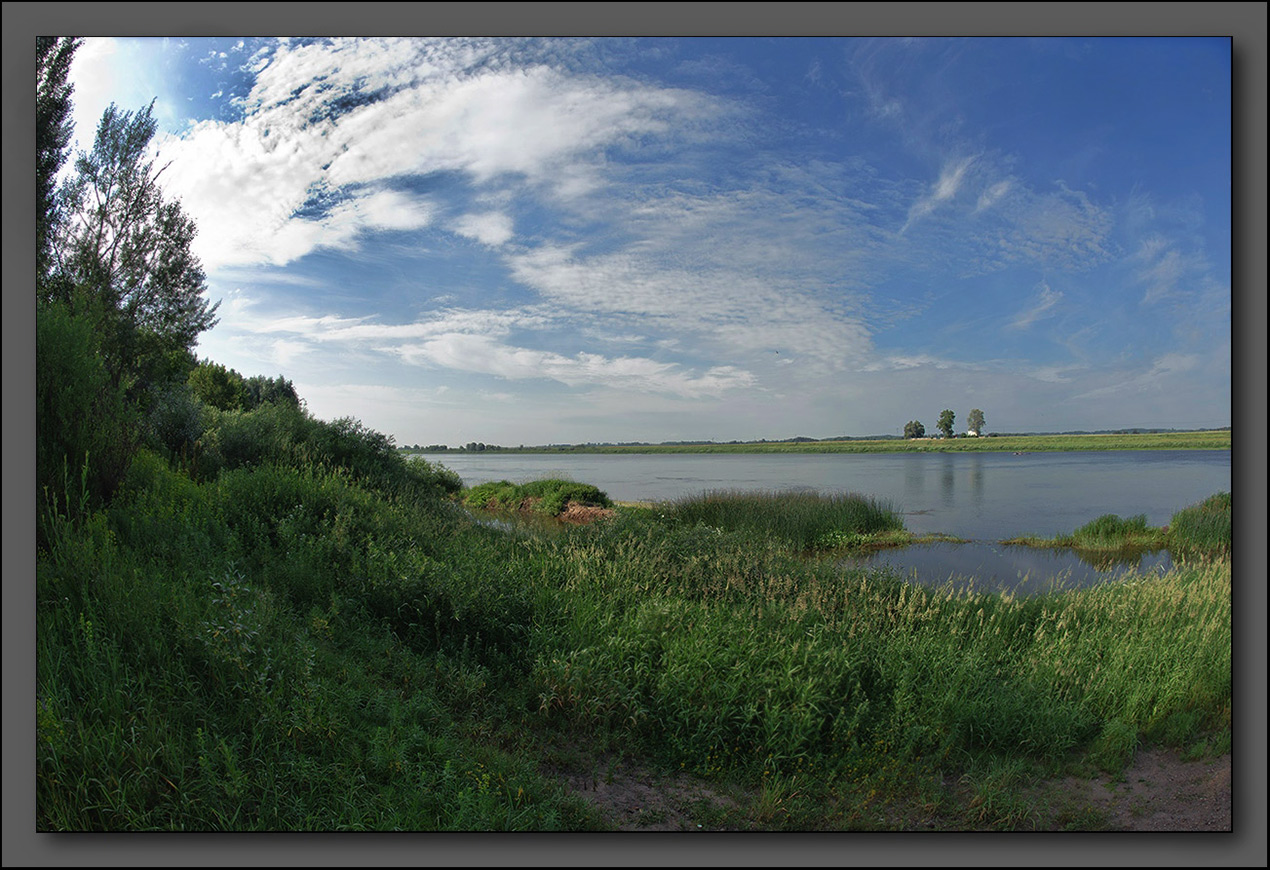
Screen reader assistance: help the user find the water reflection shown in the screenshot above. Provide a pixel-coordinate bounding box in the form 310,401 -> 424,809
840,542 -> 1174,597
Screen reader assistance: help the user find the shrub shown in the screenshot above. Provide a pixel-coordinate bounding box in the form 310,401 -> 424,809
36,300 -> 139,525
462,479 -> 611,516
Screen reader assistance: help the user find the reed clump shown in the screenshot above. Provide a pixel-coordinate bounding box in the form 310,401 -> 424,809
657,489 -> 905,551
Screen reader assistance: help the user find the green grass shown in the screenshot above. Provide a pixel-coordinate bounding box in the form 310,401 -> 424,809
429,430 -> 1231,455
1166,492 -> 1231,559
1003,493 -> 1230,565
655,489 -> 905,551
462,478 -> 613,517
36,412 -> 1232,830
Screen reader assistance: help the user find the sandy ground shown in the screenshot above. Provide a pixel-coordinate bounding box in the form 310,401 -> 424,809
551,746 -> 1231,832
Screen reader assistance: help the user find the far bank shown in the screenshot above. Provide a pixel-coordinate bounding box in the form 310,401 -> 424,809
404,430 -> 1231,456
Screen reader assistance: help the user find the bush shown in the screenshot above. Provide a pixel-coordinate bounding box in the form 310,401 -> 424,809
36,300 -> 139,525
462,479 -> 611,516
145,383 -> 204,462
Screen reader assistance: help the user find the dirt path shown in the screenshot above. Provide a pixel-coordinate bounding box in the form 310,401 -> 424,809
1034,747 -> 1231,832
551,747 -> 1231,831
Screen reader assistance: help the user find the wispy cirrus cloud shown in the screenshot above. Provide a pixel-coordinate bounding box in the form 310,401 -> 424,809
1009,281 -> 1063,330
395,333 -> 755,398
902,155 -> 976,231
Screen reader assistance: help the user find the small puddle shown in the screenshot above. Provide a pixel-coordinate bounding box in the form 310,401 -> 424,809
840,542 -> 1174,596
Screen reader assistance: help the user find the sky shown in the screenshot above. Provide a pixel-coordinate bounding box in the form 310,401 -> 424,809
63,35 -> 1232,447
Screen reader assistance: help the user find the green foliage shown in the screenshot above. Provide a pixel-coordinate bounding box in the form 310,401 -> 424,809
903,420 -> 925,439
967,409 -> 985,434
1167,492 -> 1231,559
658,489 -> 903,551
188,360 -> 249,411
36,300 -> 139,527
243,373 -> 300,409
937,409 -> 956,439
463,479 -> 612,516
50,100 -> 218,386
37,36 -> 82,285
35,409 -> 1232,831
1068,513 -> 1152,546
145,383 -> 205,463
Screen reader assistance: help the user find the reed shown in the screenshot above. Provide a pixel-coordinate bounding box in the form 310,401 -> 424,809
657,489 -> 904,551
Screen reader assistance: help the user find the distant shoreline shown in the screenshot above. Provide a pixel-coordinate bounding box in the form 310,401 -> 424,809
403,430 -> 1231,456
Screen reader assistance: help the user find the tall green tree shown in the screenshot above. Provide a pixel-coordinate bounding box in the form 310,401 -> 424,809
188,360 -> 249,411
36,36 -> 82,287
967,408 -> 986,435
904,420 -> 926,439
937,409 -> 956,439
52,100 -> 219,389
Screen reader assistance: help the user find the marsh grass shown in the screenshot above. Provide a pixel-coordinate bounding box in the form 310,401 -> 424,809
463,478 -> 613,517
657,489 -> 904,551
1166,492 -> 1231,559
1003,493 -> 1230,566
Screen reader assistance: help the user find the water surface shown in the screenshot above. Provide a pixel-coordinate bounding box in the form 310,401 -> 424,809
418,450 -> 1230,592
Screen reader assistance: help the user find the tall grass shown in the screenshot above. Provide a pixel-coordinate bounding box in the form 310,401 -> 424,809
1005,493 -> 1231,565
657,489 -> 904,550
36,402 -> 1231,831
463,478 -> 612,516
1167,492 -> 1231,559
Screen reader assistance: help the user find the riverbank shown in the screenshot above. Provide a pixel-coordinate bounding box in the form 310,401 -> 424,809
36,402 -> 1232,833
408,430 -> 1230,455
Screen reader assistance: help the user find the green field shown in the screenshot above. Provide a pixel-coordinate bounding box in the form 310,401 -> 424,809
413,430 -> 1230,455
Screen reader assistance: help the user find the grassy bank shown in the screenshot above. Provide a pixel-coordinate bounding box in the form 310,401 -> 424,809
415,430 -> 1230,455
36,404 -> 1232,830
1004,492 -> 1231,564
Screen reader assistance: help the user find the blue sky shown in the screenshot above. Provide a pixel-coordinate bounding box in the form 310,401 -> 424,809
65,36 -> 1232,446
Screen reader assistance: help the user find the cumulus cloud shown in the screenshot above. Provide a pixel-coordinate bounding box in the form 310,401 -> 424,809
452,211 -> 514,246
153,38 -> 708,271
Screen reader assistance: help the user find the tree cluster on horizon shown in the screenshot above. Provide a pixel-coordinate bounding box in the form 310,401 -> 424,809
904,408 -> 986,439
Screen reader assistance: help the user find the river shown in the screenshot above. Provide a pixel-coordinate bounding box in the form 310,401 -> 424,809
413,450 -> 1232,594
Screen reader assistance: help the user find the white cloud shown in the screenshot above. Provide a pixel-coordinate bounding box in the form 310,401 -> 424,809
1070,353 -> 1200,401
1009,281 -> 1063,330
903,155 -> 975,230
395,333 -> 756,398
153,38 -> 709,271
505,244 -> 875,372
453,211 -> 514,247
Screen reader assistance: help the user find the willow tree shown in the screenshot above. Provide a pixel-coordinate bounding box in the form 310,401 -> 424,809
51,100 -> 219,392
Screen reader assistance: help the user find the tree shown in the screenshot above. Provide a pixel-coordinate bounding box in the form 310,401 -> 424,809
243,374 -> 300,409
904,420 -> 926,439
51,100 -> 219,386
937,409 -> 956,439
37,37 -> 83,286
967,408 -> 985,435
188,360 -> 249,411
